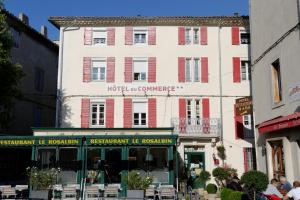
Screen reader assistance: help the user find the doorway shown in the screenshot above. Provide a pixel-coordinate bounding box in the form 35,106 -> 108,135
270,140 -> 285,179
104,148 -> 122,183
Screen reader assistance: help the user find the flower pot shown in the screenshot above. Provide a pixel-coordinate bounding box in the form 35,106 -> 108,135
207,193 -> 217,200
127,190 -> 144,200
30,190 -> 49,200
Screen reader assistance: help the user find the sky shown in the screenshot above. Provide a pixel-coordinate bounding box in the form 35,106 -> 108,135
5,0 -> 249,40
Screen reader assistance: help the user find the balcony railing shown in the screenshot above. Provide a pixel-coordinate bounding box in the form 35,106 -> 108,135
171,117 -> 221,137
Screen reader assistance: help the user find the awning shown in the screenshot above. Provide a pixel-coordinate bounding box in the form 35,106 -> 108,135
258,112 -> 300,134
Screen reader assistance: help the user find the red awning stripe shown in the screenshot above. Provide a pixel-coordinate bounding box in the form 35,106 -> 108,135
258,112 -> 300,134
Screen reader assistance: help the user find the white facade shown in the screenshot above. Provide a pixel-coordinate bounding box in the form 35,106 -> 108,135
49,16 -> 253,177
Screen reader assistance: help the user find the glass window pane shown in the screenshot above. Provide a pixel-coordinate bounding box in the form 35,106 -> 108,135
129,148 -> 147,175
149,148 -> 168,183
37,148 -> 56,169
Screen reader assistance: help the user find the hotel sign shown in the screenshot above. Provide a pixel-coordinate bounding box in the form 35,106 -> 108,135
107,85 -> 184,92
0,137 -> 176,146
235,97 -> 252,116
288,82 -> 300,102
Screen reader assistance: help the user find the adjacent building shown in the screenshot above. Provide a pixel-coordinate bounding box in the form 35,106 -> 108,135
250,0 -> 300,181
0,10 -> 58,184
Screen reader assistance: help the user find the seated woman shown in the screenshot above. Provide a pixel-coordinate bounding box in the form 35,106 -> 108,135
263,179 -> 283,199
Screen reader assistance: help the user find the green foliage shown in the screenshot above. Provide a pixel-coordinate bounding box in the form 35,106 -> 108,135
228,191 -> 244,200
241,170 -> 268,200
206,183 -> 217,194
221,188 -> 234,200
199,170 -> 211,183
0,6 -> 24,130
123,171 -> 153,190
26,167 -> 60,190
212,167 -> 230,181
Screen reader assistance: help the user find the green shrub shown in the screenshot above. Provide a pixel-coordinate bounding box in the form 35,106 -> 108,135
228,191 -> 243,200
123,171 -> 153,190
206,183 -> 217,194
221,188 -> 233,200
199,170 -> 211,182
241,170 -> 268,200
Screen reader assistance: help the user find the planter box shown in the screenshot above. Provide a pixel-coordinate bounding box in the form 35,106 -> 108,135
30,190 -> 49,200
127,190 -> 144,200
207,193 -> 217,200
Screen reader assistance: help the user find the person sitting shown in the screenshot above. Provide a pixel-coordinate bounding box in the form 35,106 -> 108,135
227,173 -> 242,191
263,179 -> 283,199
284,181 -> 300,200
280,176 -> 293,193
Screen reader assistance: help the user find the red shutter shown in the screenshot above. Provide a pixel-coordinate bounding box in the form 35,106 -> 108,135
201,57 -> 208,83
107,28 -> 115,45
107,57 -> 115,83
148,98 -> 157,128
81,98 -> 90,128
148,57 -> 156,82
124,57 -> 133,82
178,27 -> 185,45
83,57 -> 91,82
232,27 -> 240,45
202,98 -> 210,134
106,99 -> 114,128
123,98 -> 132,128
233,57 -> 241,83
178,57 -> 185,82
179,98 -> 186,133
84,27 -> 92,45
243,148 -> 249,172
148,26 -> 156,45
234,104 -> 244,139
125,27 -> 133,45
200,26 -> 208,45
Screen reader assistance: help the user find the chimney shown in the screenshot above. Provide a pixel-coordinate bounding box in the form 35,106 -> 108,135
40,25 -> 48,38
234,13 -> 240,17
18,13 -> 29,25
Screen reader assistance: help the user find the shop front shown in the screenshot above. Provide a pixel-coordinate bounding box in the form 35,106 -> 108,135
0,129 -> 177,196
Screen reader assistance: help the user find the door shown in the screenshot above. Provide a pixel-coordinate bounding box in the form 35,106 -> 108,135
104,148 -> 122,183
270,140 -> 285,179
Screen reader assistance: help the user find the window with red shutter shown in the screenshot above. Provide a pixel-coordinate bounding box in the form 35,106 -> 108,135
200,26 -> 208,45
81,99 -> 90,128
123,98 -> 132,128
106,99 -> 114,128
233,57 -> 241,83
148,98 -> 156,128
83,57 -> 91,82
84,28 -> 92,45
201,57 -> 208,83
179,98 -> 186,133
202,98 -> 210,134
178,57 -> 185,82
106,57 -> 115,83
148,57 -> 156,82
124,57 -> 133,82
178,27 -> 185,45
232,27 -> 240,45
125,27 -> 133,45
107,28 -> 115,45
148,27 -> 156,45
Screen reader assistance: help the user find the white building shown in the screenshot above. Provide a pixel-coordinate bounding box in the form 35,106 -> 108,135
28,16 -> 252,191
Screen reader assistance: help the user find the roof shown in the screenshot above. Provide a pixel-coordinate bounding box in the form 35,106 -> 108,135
49,16 -> 249,29
2,9 -> 58,53
258,112 -> 300,134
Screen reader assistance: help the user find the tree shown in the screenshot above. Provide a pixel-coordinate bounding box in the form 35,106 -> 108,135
0,3 -> 24,130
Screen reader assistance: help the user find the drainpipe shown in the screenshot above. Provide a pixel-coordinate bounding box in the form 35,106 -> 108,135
218,25 -> 224,144
55,21 -> 78,127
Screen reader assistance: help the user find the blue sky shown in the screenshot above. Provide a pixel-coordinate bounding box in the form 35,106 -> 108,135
5,0 -> 249,40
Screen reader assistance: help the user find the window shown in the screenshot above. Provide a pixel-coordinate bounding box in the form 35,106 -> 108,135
243,114 -> 252,129
133,102 -> 147,126
271,59 -> 282,104
92,59 -> 106,81
186,99 -> 201,125
241,60 -> 251,81
244,148 -> 255,172
193,28 -> 199,44
240,32 -> 250,44
11,27 -> 21,48
134,29 -> 147,44
91,102 -> 105,126
185,28 -> 191,44
185,58 -> 200,82
133,59 -> 147,81
34,68 -> 44,92
93,29 -> 107,45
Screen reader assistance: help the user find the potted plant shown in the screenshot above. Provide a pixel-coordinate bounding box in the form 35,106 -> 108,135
240,170 -> 268,200
206,183 -> 218,200
87,170 -> 100,183
123,171 -> 153,200
26,167 -> 60,200
192,170 -> 211,196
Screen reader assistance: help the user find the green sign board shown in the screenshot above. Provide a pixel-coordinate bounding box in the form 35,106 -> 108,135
0,136 -> 176,146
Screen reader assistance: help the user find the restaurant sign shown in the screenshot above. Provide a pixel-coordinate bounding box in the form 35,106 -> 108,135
235,97 -> 252,116
0,137 -> 176,146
